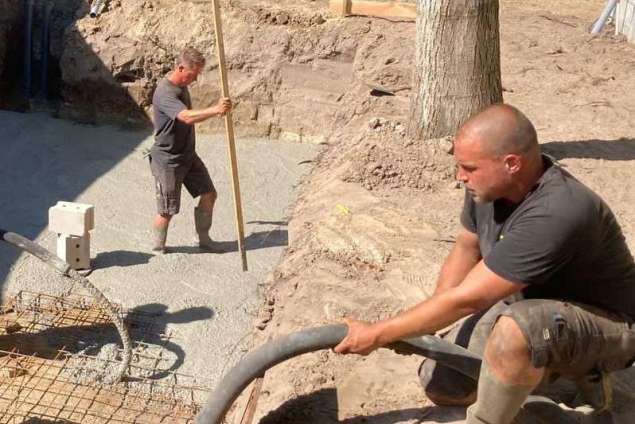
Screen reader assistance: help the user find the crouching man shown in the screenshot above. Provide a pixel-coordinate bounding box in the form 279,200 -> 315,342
334,104 -> 635,423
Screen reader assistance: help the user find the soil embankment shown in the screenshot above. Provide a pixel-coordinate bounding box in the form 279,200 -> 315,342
236,2 -> 635,423
2,0 -> 635,422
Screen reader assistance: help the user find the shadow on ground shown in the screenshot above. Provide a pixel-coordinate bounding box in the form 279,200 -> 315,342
542,138 -> 635,161
168,228 -> 289,255
257,381 -> 635,424
259,388 -> 430,424
91,227 -> 289,269
0,1 -> 152,304
93,250 -> 154,269
0,303 -> 211,379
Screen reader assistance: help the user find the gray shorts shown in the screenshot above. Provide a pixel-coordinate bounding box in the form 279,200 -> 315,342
419,299 -> 635,403
150,154 -> 216,216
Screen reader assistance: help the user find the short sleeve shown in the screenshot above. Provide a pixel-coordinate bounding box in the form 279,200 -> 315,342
460,189 -> 477,233
484,208 -> 577,285
156,87 -> 187,120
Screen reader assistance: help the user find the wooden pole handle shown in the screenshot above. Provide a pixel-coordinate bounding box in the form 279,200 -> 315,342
212,0 -> 248,271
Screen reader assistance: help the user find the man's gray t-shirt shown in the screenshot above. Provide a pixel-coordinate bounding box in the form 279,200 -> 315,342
151,77 -> 195,167
461,155 -> 635,319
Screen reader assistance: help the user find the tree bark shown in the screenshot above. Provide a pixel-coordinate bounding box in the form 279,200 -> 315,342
408,0 -> 503,140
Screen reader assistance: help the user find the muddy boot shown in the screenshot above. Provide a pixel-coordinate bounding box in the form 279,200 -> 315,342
574,371 -> 613,413
466,362 -> 534,424
152,226 -> 168,254
194,207 -> 224,253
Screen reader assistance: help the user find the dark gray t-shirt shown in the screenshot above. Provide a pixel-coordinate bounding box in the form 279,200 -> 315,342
151,77 -> 195,167
461,155 -> 635,319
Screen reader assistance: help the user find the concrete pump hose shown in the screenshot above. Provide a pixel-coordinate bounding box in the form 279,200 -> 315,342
0,229 -> 132,383
196,324 -> 482,424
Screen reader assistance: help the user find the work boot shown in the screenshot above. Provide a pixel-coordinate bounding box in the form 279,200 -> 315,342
465,362 -> 534,424
574,371 -> 613,413
152,226 -> 168,254
194,207 -> 224,253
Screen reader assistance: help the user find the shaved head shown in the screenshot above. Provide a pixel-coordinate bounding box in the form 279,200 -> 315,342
453,104 -> 545,204
456,104 -> 538,157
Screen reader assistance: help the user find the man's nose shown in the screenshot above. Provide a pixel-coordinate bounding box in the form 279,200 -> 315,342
456,167 -> 467,182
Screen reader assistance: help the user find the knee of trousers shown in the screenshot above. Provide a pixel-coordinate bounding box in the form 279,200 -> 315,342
486,315 -> 532,361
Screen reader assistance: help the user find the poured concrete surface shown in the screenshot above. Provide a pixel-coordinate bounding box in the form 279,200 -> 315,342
0,110 -> 319,388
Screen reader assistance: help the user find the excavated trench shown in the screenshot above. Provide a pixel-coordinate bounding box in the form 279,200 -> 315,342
0,0 -> 83,111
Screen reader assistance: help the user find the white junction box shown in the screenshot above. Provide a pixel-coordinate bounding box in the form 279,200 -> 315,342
48,201 -> 95,236
57,233 -> 91,270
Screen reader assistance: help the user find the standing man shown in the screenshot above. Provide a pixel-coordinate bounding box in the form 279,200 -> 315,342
150,47 -> 231,253
334,104 -> 635,423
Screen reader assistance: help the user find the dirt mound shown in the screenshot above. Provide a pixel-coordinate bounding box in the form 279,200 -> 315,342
56,0 -> 416,141
228,3 -> 635,423
231,1 -> 328,27
344,121 -> 455,191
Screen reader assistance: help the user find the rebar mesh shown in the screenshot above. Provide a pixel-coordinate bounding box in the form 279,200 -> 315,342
0,291 -> 210,423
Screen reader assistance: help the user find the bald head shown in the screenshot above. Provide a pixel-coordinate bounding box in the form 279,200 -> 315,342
456,104 -> 538,157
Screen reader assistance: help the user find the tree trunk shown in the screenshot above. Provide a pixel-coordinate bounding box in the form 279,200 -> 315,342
408,0 -> 503,140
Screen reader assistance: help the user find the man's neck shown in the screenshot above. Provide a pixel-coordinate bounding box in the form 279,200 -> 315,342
506,157 -> 546,204
167,72 -> 182,87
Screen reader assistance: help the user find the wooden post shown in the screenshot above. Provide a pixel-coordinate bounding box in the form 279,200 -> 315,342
330,1 -> 416,18
238,377 -> 264,424
211,0 -> 248,272
329,0 -> 352,16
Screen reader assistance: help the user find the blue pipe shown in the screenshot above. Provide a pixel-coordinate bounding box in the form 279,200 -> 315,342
591,0 -> 619,34
40,2 -> 54,99
24,0 -> 34,99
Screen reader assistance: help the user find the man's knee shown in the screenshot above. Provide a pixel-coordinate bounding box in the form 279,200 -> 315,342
486,317 -> 530,363
485,316 -> 540,384
201,190 -> 217,204
155,213 -> 173,226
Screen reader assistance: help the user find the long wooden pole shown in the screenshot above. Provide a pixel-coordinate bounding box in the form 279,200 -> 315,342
211,0 -> 248,271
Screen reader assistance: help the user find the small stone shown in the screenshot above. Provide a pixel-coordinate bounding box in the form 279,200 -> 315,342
312,15 -> 325,25
276,13 -> 289,25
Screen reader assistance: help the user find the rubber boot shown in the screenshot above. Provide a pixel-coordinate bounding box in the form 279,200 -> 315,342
152,226 -> 168,254
194,207 -> 224,253
574,371 -> 613,412
465,362 -> 534,424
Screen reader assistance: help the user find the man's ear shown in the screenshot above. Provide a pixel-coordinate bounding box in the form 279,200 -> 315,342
503,154 -> 521,174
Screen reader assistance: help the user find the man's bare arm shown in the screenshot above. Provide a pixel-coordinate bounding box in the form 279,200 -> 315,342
334,261 -> 526,355
176,97 -> 231,125
433,229 -> 481,295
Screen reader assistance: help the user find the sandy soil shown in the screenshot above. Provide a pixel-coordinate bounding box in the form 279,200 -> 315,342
234,1 -> 635,423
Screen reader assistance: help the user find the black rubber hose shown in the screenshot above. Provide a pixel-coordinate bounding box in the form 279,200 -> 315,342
0,229 -> 132,383
196,324 -> 482,424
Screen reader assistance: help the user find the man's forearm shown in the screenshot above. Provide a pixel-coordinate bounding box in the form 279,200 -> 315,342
373,289 -> 481,346
178,106 -> 221,124
434,233 -> 481,294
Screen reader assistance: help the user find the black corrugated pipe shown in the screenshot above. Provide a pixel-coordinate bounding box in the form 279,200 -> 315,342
195,324 -> 483,424
0,228 -> 132,383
